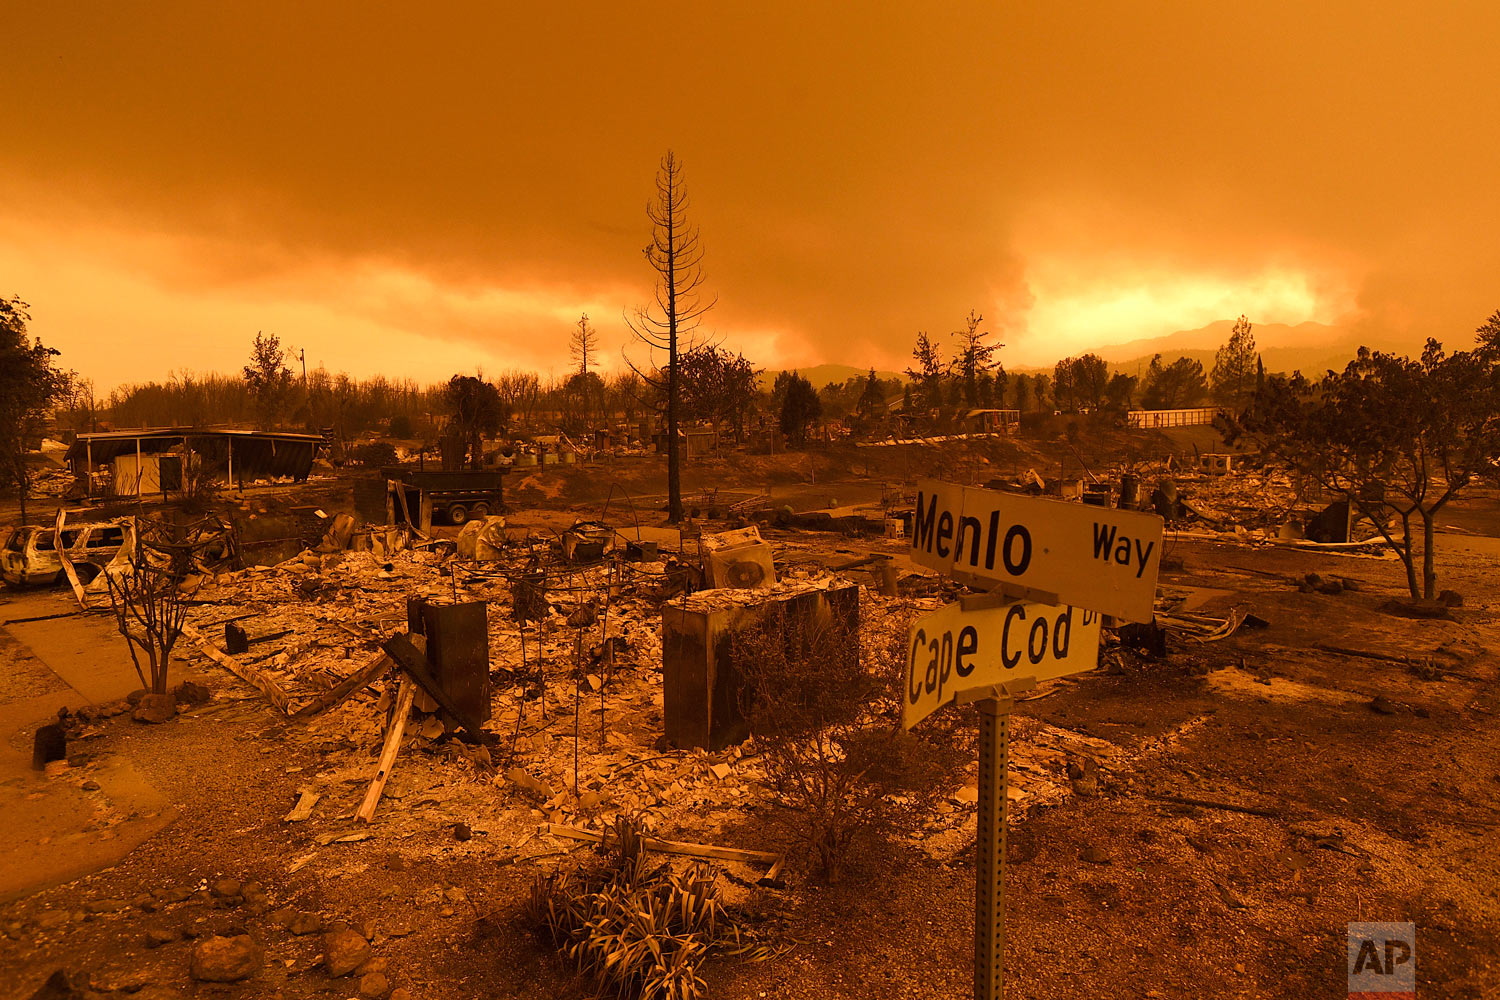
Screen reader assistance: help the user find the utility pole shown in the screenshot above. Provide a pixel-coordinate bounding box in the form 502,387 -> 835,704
299,348 -> 307,391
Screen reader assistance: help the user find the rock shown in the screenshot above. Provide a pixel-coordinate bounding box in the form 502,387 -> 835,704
1370,695 -> 1398,715
80,780 -> 101,791
145,926 -> 180,948
358,957 -> 390,976
1080,846 -> 1111,865
359,972 -> 391,998
83,898 -> 129,914
452,823 -> 472,842
126,689 -> 148,705
189,934 -> 263,982
173,681 -> 211,706
289,911 -> 324,936
1338,577 -> 1361,592
352,916 -> 377,940
323,927 -> 371,976
1380,599 -> 1454,621
390,989 -> 413,1000
952,785 -> 979,805
132,694 -> 178,725
94,967 -> 152,992
26,970 -> 84,999
1315,579 -> 1344,595
268,907 -> 297,930
1217,883 -> 1249,909
1070,775 -> 1099,798
1438,589 -> 1464,607
36,911 -> 70,930
210,878 -> 242,899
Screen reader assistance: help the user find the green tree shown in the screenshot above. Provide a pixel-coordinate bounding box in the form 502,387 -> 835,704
975,370 -> 995,408
1475,309 -> 1500,359
1072,354 -> 1109,410
0,296 -> 71,524
1236,333 -> 1500,600
242,331 -> 294,429
950,310 -> 1002,407
1052,358 -> 1076,412
679,346 -> 760,439
1032,373 -> 1052,412
905,332 -> 945,410
1141,354 -> 1207,408
778,372 -> 822,447
1011,373 -> 1031,413
1211,314 -> 1258,409
444,375 -> 507,470
1104,372 -> 1138,411
625,151 -> 714,523
855,368 -> 887,426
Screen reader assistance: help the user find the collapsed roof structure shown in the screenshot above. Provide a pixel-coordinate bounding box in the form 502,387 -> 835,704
66,429 -> 326,496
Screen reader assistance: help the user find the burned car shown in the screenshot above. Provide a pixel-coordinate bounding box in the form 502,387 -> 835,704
1,520 -> 133,588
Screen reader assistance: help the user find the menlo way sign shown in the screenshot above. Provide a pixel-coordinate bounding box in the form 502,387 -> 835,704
908,479 -> 1164,623
901,479 -> 1165,1000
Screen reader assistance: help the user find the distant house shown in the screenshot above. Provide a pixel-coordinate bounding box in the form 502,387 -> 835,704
960,409 -> 1021,434
653,426 -> 718,459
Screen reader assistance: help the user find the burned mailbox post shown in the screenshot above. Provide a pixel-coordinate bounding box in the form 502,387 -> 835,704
661,582 -> 859,750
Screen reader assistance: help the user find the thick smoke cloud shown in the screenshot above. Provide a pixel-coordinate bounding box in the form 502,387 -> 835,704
2,2 -> 1495,386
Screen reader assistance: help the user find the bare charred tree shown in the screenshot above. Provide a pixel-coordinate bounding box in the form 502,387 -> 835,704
570,313 -> 599,379
624,151 -> 715,523
104,525 -> 190,694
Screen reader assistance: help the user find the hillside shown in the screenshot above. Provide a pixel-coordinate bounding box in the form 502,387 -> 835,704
758,363 -> 905,390
1011,318 -> 1429,378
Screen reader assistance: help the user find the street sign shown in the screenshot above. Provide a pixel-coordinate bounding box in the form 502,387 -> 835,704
908,479 -> 1164,623
902,597 -> 1102,730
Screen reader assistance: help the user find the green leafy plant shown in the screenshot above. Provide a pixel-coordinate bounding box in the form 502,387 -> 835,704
526,818 -> 776,1000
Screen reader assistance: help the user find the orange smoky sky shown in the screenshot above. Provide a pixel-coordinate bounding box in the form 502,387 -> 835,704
3,2 -> 1497,390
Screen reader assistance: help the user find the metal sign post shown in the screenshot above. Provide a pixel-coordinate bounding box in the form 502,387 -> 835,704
973,692 -> 1011,1000
903,477 -> 1166,1000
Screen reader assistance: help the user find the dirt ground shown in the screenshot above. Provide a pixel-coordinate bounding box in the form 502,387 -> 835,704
1,441 -> 1497,1000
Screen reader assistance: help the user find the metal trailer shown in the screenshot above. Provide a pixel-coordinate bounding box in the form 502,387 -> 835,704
382,469 -> 509,526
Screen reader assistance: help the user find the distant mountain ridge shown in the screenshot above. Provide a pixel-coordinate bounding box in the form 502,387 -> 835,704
767,318 -> 1444,388
1012,319 -> 1423,378
757,363 -> 904,391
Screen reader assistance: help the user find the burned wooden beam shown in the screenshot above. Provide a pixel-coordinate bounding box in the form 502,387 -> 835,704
381,632 -> 484,736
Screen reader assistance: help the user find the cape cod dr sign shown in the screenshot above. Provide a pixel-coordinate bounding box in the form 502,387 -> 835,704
909,479 -> 1165,623
903,598 -> 1102,729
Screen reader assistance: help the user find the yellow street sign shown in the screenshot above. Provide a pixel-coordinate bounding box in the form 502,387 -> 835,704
908,479 -> 1164,623
902,597 -> 1102,730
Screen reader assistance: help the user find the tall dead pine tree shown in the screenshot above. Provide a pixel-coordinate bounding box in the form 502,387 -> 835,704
625,151 -> 714,523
